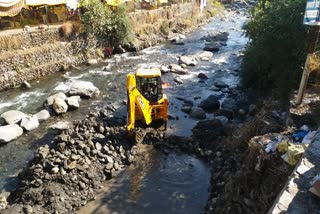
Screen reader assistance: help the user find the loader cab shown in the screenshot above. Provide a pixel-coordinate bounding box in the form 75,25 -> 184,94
135,69 -> 163,103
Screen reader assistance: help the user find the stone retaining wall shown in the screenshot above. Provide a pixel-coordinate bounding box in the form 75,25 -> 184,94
0,2 -> 213,91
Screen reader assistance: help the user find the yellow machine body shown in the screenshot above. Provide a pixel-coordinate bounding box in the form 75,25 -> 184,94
127,68 -> 168,133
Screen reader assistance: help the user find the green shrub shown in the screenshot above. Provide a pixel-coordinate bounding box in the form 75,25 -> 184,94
241,0 -> 311,98
79,0 -> 132,46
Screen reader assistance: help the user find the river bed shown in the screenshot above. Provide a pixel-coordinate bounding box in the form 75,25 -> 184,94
0,8 -> 248,213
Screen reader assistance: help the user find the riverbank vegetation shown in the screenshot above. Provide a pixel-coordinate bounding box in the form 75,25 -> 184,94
241,0 -> 314,98
79,0 -> 132,46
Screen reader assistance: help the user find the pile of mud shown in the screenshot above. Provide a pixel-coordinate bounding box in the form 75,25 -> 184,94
3,111 -> 137,214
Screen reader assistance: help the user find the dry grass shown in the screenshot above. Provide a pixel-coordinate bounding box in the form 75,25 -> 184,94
59,21 -> 83,38
60,22 -> 73,37
0,35 -> 23,50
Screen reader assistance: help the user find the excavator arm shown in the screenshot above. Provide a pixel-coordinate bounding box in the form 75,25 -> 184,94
127,73 -> 153,131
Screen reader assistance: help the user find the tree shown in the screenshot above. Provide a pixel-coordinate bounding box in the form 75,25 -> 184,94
80,0 -> 132,46
241,0 -> 311,98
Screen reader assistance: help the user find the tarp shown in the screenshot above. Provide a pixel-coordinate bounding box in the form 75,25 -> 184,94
0,0 -> 25,17
26,0 -> 66,6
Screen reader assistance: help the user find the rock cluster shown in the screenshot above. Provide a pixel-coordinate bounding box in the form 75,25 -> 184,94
4,111 -> 136,214
0,81 -> 99,144
202,32 -> 229,52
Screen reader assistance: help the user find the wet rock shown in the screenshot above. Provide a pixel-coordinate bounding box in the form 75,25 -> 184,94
169,64 -> 188,74
181,106 -> 192,114
201,32 -> 229,42
180,64 -> 187,68
222,98 -> 237,111
113,45 -> 126,54
179,56 -> 197,66
190,107 -> 206,120
199,95 -> 220,112
66,96 -> 81,109
215,116 -> 229,127
53,98 -> 68,114
203,42 -> 221,52
0,196 -> 8,210
45,92 -> 67,106
21,81 -> 31,89
209,85 -> 221,91
1,110 -> 27,125
35,109 -> 51,122
198,73 -> 208,79
214,81 -> 229,88
87,59 -> 98,65
160,65 -> 170,73
174,77 -> 183,84
215,109 -> 234,120
197,51 -> 213,61
0,124 -> 23,143
20,116 -> 39,131
49,121 -> 72,132
68,81 -> 100,98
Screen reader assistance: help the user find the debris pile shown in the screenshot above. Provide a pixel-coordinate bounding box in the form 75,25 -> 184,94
3,111 -> 137,214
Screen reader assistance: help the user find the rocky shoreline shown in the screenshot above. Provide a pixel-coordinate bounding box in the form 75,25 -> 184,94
3,110 -> 137,213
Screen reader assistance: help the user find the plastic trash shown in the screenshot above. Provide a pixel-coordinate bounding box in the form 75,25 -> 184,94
281,143 -> 308,165
292,131 -> 309,141
300,125 -> 310,131
302,131 -> 317,144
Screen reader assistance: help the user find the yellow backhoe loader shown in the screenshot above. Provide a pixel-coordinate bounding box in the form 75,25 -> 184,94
127,68 -> 168,143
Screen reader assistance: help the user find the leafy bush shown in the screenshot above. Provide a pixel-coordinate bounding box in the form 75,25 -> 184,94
80,0 -> 132,46
241,0 -> 311,98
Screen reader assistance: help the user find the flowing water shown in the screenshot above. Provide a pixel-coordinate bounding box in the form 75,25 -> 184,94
0,9 -> 248,213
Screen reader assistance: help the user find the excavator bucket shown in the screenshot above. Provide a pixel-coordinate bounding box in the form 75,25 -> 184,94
133,128 -> 146,144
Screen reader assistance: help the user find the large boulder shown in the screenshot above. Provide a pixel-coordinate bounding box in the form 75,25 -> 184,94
35,109 -> 51,122
49,121 -> 72,133
179,56 -> 197,66
45,92 -> 67,106
197,51 -> 213,61
0,110 -> 27,125
53,98 -> 68,114
68,81 -> 100,98
190,107 -> 206,120
199,95 -> 220,112
20,116 -> 39,131
215,108 -> 234,120
160,65 -> 170,73
66,96 -> 80,109
169,64 -> 188,74
203,42 -> 221,52
214,81 -> 229,88
0,124 -> 23,143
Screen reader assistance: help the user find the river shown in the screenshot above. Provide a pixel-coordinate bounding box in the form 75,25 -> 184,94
0,7 -> 248,213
